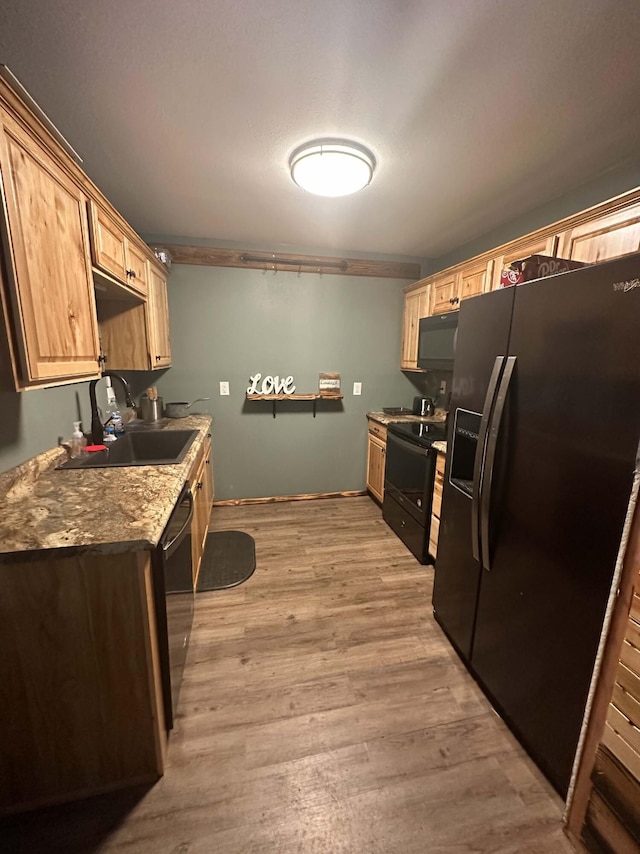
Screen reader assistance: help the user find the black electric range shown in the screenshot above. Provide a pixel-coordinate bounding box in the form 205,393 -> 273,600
386,420 -> 447,447
382,420 -> 447,564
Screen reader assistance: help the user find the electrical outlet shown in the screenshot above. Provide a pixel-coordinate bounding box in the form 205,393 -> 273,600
353,382 -> 362,396
219,381 -> 230,396
439,380 -> 447,395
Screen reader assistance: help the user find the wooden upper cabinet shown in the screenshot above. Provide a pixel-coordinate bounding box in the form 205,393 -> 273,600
556,202 -> 640,263
88,201 -> 128,283
125,241 -> 149,298
490,234 -> 557,290
459,258 -> 493,302
88,200 -> 149,298
430,270 -> 459,314
401,281 -> 430,369
0,112 -> 100,386
97,264 -> 171,372
147,266 -> 171,368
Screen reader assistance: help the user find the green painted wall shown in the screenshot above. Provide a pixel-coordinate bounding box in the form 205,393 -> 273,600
142,264 -> 424,500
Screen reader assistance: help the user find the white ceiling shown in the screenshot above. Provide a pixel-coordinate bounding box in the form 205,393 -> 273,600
1,0 -> 640,260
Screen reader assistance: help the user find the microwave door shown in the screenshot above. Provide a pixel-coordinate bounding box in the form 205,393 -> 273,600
418,311 -> 459,371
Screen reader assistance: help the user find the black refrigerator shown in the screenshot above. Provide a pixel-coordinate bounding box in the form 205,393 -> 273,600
433,252 -> 640,797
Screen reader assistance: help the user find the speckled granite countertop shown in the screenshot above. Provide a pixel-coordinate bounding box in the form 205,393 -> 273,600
367,410 -> 447,427
0,415 -> 212,561
367,411 -> 448,455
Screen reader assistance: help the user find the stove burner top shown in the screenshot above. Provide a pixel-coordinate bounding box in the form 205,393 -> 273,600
387,421 -> 447,447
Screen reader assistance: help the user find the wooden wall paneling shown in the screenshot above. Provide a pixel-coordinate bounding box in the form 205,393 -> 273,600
566,491 -> 640,844
584,790 -> 640,854
160,243 -> 421,280
612,664 -> 640,726
592,747 -> 640,843
606,703 -> 640,758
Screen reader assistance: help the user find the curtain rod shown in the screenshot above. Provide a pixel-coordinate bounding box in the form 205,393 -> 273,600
239,253 -> 348,272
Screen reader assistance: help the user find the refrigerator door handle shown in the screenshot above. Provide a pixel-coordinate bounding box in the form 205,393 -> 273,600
480,355 -> 517,571
471,356 -> 505,563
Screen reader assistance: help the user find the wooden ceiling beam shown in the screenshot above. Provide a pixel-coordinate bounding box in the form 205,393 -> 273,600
158,244 -> 420,280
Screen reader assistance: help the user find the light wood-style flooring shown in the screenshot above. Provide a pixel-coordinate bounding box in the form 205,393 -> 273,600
3,497 -> 576,853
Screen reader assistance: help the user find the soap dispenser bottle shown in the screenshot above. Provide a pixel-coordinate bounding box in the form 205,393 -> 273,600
70,422 -> 86,458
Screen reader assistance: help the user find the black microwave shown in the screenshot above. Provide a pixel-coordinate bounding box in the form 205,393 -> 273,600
417,311 -> 459,371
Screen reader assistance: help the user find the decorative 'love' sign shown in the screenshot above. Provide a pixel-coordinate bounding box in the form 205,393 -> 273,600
247,373 -> 296,395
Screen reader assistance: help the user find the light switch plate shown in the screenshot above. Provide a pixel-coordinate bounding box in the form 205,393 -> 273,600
353,382 -> 362,396
220,381 -> 230,396
439,380 -> 447,395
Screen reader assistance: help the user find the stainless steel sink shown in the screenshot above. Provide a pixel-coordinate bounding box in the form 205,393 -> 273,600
57,430 -> 199,469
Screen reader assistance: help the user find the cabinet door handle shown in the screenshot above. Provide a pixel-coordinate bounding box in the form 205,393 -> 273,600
449,296 -> 460,304
126,269 -> 136,278
155,355 -> 161,361
197,481 -> 203,489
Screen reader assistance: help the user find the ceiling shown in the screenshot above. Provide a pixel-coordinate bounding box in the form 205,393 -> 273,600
1,0 -> 640,261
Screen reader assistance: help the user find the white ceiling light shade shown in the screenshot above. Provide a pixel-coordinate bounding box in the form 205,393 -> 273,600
289,140 -> 375,197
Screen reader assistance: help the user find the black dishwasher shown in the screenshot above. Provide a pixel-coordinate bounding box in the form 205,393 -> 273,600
153,483 -> 194,730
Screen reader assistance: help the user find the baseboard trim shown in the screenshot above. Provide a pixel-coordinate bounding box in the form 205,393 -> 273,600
213,490 -> 367,507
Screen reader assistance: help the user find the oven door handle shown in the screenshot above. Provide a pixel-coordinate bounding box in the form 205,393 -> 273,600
163,488 -> 194,557
387,433 -> 431,457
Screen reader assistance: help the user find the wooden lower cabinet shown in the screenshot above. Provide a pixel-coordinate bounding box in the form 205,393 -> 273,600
429,453 -> 445,558
366,419 -> 387,503
0,549 -> 166,814
191,435 -> 213,586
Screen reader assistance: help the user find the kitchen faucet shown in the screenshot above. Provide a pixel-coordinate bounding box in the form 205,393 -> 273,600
89,372 -> 136,444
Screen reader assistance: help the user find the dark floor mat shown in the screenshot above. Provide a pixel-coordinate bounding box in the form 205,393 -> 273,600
196,530 -> 256,591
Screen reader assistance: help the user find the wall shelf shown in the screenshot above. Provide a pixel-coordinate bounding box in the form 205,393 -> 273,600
245,393 -> 344,418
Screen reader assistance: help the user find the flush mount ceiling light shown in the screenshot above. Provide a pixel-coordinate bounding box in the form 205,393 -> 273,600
289,139 -> 375,197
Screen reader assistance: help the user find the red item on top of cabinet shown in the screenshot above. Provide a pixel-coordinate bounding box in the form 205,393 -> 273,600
500,255 -> 588,287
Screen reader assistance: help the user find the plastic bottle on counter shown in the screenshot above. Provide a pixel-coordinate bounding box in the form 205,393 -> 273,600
103,425 -> 117,443
70,421 -> 87,458
109,410 -> 125,436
